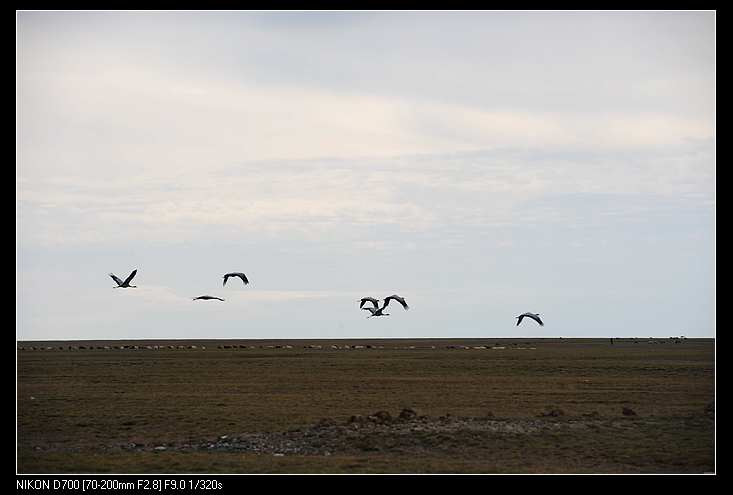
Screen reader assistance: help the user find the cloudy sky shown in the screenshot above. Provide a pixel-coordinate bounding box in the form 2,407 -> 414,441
17,11 -> 715,340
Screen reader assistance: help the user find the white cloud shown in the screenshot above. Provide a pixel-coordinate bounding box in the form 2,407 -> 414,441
18,142 -> 714,248
20,60 -> 714,172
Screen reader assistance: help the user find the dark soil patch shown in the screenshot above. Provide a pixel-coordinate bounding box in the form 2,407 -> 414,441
89,410 -> 713,464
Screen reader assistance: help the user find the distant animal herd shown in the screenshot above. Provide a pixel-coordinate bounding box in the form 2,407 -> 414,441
17,336 -> 691,352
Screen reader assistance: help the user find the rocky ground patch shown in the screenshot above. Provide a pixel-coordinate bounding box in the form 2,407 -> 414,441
101,409 -> 711,458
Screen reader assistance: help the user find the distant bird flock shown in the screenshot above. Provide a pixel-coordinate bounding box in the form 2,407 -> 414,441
110,268 -> 544,326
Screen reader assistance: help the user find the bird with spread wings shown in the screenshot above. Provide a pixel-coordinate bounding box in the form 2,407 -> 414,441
223,272 -> 249,287
193,295 -> 225,301
109,269 -> 138,288
360,294 -> 409,318
516,312 -> 544,326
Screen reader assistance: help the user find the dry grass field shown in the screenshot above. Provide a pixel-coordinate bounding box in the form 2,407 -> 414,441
17,338 -> 715,474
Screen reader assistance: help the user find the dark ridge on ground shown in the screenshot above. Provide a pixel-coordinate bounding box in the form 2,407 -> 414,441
29,408 -> 713,462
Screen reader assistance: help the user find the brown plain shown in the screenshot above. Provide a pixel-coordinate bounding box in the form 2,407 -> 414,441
17,338 -> 715,474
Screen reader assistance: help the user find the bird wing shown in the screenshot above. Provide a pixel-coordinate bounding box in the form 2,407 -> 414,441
224,273 -> 249,285
361,307 -> 377,315
530,314 -> 544,326
516,315 -> 524,326
109,273 -> 124,286
223,274 -> 230,286
384,295 -> 409,310
123,269 -> 137,285
359,297 -> 379,309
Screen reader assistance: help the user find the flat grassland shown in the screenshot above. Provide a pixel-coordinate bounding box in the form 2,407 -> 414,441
17,338 -> 715,474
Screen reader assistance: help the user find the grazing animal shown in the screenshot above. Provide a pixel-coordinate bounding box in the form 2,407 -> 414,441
516,312 -> 544,326
223,272 -> 249,286
193,295 -> 225,301
361,294 -> 409,318
109,269 -> 138,288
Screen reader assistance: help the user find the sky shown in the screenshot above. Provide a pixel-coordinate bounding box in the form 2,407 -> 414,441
16,11 -> 715,340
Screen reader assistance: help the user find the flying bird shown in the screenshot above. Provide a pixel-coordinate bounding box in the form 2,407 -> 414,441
193,295 -> 225,301
223,272 -> 249,287
360,294 -> 409,318
516,312 -> 543,326
109,269 -> 138,288
383,294 -> 409,311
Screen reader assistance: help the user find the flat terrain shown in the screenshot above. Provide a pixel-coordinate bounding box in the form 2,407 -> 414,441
17,338 -> 715,474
